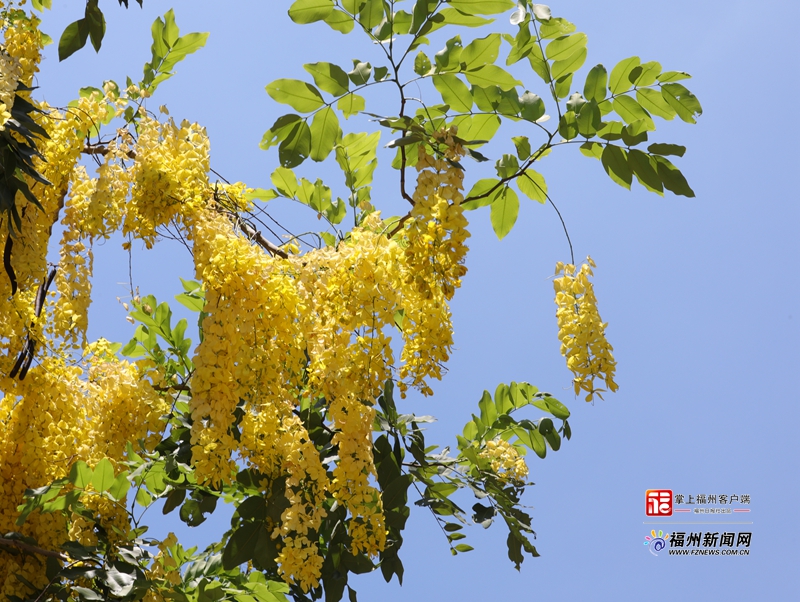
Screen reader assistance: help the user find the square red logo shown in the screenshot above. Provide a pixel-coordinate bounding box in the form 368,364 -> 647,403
646,489 -> 673,516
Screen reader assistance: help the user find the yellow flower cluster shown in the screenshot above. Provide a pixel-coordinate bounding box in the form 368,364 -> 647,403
399,132 -> 470,396
554,257 -> 618,401
479,438 -> 529,483
1,5 -> 42,88
0,348 -> 167,596
144,532 -> 183,602
0,48 -> 21,130
126,116 -> 211,247
0,11 -> 482,590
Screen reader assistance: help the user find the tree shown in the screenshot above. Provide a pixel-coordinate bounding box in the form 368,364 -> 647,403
0,1 -> 701,601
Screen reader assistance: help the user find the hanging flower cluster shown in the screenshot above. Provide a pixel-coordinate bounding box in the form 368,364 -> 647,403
125,116 -> 211,246
0,48 -> 21,130
554,257 -> 618,401
399,131 -> 470,396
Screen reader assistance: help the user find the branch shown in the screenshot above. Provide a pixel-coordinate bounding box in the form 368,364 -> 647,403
387,212 -> 412,239
239,221 -> 289,259
82,143 -> 136,160
0,537 -> 68,560
152,383 -> 191,392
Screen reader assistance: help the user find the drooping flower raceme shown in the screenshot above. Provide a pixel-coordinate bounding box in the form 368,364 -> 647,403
553,257 -> 618,401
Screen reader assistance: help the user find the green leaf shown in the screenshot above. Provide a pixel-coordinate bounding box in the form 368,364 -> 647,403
647,143 -> 686,157
358,0 -> 384,28
433,74 -> 472,112
579,141 -> 603,160
461,33 -> 501,69
150,15 -> 168,61
538,17 -> 575,39
478,391 -> 498,426
260,114 -> 303,150
597,120 -> 624,141
175,292 -> 205,313
558,111 -> 578,140
438,8 -> 493,27
288,0 -> 334,24
464,65 -> 522,91
244,188 -> 279,202
434,35 -> 463,72
92,458 -> 115,493
601,145 -> 632,190
517,169 -> 547,203
554,73 -> 573,99
514,426 -> 545,458
658,70 -> 691,83
463,178 -> 501,210
505,26 -> 532,66
628,149 -> 663,194
454,543 -> 474,552
349,61 -> 372,85
107,472 -> 131,501
414,51 -> 432,75
576,101 -> 601,137
104,565 -> 136,597
636,87 -> 676,120
72,587 -> 103,601
470,84 -> 500,112
338,93 -> 365,119
654,156 -> 695,197
310,107 -> 340,161
223,526 -> 260,570
69,461 -> 93,488
453,113 -> 501,144
490,187 -> 519,240
629,60 -> 661,87
518,91 -> 545,122
85,2 -> 105,52
511,136 -> 531,160
545,33 -> 587,62
161,9 -> 179,47
612,95 -> 655,130
540,418 -> 561,450
266,79 -> 325,113
621,120 -> 649,146
279,121 -> 312,167
324,9 -> 356,33
429,482 -> 458,498
447,0 -> 514,15
584,64 -> 607,102
462,418 -> 479,441
533,396 -> 571,419
303,62 -> 350,96
495,153 -> 519,179
551,46 -> 586,80
527,44 -> 550,83
58,19 -> 89,61
166,32 -> 209,64
608,56 -> 640,94
271,166 -> 299,197
660,83 -> 702,124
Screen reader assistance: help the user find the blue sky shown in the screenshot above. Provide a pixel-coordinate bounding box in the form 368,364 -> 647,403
32,0 -> 799,599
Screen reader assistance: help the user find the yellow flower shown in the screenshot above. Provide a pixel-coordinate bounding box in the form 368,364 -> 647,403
554,257 -> 618,401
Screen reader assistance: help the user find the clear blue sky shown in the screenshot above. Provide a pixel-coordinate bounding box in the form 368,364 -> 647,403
33,0 -> 799,599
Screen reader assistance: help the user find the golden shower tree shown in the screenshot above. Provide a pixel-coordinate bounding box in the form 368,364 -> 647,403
0,1 -> 700,601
